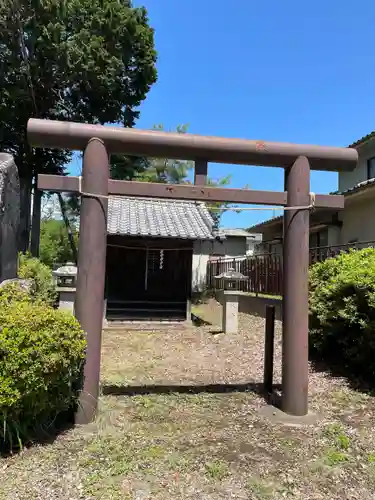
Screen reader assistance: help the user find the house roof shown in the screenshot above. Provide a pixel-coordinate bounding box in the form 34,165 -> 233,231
331,177 -> 375,196
216,228 -> 260,238
247,215 -> 283,234
248,176 -> 375,234
107,196 -> 215,240
247,131 -> 375,234
348,131 -> 375,149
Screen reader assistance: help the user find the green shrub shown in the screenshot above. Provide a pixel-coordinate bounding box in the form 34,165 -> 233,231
309,248 -> 375,378
0,288 -> 85,450
18,252 -> 57,305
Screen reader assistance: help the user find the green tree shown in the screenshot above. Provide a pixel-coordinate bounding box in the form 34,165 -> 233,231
110,154 -> 150,181
0,0 -> 157,252
136,124 -> 193,183
39,218 -> 78,268
131,124 -> 233,226
206,175 -> 234,229
63,124 -> 236,228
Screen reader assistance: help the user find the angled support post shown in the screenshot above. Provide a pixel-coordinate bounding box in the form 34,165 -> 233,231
264,304 -> 276,394
282,156 -> 310,416
75,138 -> 109,424
194,159 -> 208,186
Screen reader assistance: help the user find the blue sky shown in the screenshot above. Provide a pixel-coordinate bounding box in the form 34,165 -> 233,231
68,0 -> 374,228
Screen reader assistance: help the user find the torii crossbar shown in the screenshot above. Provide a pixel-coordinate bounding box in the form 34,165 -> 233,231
27,118 -> 358,424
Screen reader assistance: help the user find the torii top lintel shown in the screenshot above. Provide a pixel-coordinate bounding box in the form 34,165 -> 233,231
27,119 -> 358,172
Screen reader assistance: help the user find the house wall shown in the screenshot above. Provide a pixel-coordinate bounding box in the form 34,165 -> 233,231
214,236 -> 248,258
339,141 -> 375,192
192,241 -> 211,291
341,195 -> 375,243
254,221 -> 342,253
327,225 -> 341,246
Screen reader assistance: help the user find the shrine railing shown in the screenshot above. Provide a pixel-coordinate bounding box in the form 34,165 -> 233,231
207,253 -> 283,296
208,240 -> 375,296
309,240 -> 375,264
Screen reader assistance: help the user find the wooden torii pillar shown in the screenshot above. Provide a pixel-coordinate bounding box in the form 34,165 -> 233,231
27,118 -> 357,423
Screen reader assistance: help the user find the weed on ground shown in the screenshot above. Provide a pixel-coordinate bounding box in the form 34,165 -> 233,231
2,300 -> 375,499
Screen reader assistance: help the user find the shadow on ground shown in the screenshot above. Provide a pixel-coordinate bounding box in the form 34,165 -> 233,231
102,381 -> 282,407
191,313 -> 211,326
310,353 -> 375,395
0,409 -> 75,457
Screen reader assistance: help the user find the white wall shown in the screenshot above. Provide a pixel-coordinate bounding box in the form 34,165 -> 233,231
341,194 -> 375,243
339,141 -> 375,192
192,240 -> 211,291
212,237 -> 248,258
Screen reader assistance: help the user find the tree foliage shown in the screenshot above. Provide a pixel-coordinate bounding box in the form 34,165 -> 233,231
117,124 -> 233,227
0,0 -> 157,250
135,124 -> 193,183
63,124 -> 233,227
39,218 -> 78,268
309,248 -> 375,380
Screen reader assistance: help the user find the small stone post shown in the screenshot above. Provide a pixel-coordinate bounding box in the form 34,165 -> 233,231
53,262 -> 78,314
222,291 -> 240,333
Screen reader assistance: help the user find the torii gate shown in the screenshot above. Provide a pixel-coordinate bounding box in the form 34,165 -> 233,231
27,118 -> 357,424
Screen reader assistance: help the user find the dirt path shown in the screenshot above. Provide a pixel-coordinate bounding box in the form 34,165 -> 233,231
2,301 -> 375,499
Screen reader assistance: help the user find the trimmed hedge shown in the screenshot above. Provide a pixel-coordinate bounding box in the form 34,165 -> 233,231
309,248 -> 375,379
18,252 -> 57,305
0,284 -> 85,450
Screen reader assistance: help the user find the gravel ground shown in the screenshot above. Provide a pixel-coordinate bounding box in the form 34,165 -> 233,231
2,300 -> 375,499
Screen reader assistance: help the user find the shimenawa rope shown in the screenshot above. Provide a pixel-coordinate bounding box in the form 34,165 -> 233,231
77,176 -> 316,211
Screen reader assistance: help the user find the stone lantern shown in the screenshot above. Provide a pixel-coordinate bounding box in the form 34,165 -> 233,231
214,267 -> 249,334
53,262 -> 77,314
214,267 -> 249,291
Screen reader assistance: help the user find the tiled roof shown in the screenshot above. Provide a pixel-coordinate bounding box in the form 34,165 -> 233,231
247,215 -> 283,234
348,132 -> 375,148
107,196 -> 214,240
217,228 -> 256,238
330,177 -> 375,196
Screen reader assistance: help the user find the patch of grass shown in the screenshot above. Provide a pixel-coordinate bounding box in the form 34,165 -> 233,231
204,460 -> 230,480
323,423 -> 351,450
324,448 -> 350,466
3,319 -> 375,499
141,444 -> 166,460
331,388 -> 369,406
320,423 -> 352,466
246,477 -> 275,498
278,437 -> 301,451
244,292 -> 282,300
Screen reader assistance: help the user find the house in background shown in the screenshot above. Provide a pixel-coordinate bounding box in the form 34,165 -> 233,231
249,131 -> 375,254
212,228 -> 262,257
192,228 -> 262,291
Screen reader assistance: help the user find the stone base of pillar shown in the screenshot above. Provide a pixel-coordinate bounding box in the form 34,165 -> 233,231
222,291 -> 239,334
186,298 -> 192,323
102,299 -> 108,328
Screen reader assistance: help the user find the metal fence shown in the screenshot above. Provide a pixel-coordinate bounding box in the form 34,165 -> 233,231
309,240 -> 375,264
208,240 -> 375,296
207,254 -> 283,296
